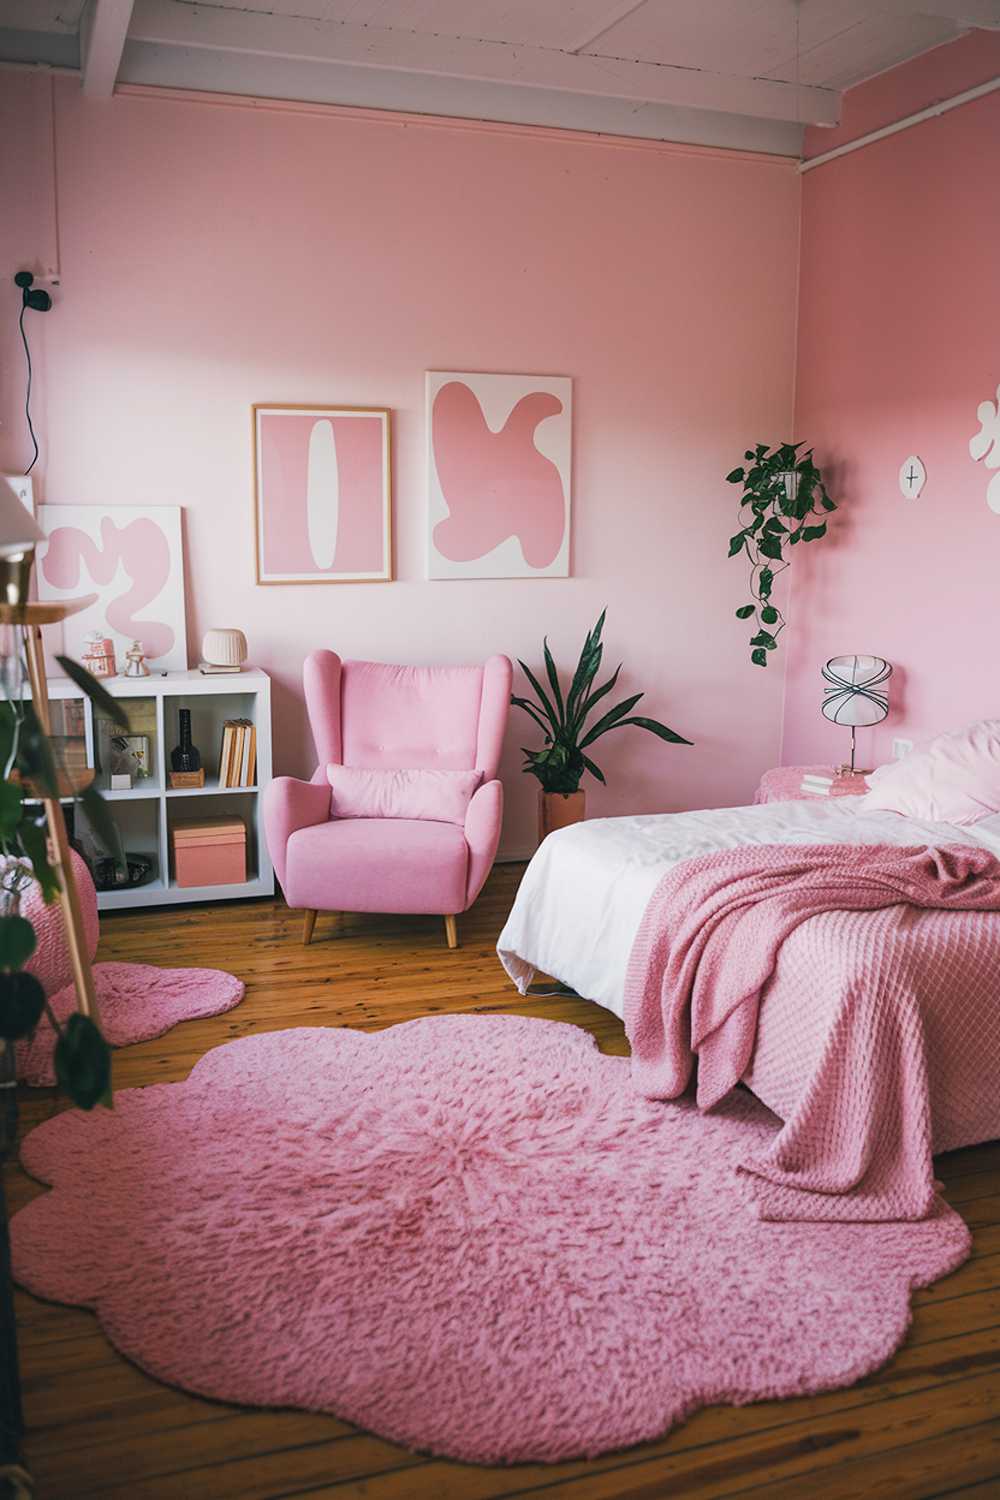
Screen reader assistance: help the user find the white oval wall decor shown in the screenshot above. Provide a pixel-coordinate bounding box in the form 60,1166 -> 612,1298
970,383 -> 1000,515
898,455 -> 926,499
307,419 -> 340,569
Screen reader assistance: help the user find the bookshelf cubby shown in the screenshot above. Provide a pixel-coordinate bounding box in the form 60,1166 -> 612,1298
44,668 -> 274,912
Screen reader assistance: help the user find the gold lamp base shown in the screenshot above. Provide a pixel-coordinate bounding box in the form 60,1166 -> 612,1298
0,548 -> 35,608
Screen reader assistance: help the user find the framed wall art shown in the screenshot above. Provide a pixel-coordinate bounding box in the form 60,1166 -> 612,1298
426,371 -> 571,579
37,504 -> 188,672
253,405 -> 392,584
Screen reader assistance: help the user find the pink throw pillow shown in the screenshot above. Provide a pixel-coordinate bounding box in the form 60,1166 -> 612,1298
326,765 -> 482,824
860,719 -> 1000,826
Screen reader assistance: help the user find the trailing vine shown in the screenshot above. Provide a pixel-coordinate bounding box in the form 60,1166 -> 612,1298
725,442 -> 836,667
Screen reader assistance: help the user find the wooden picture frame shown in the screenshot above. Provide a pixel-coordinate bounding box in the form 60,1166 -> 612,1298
252,404 -> 392,585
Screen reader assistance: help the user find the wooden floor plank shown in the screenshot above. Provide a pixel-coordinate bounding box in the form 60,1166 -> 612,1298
5,863 -> 999,1499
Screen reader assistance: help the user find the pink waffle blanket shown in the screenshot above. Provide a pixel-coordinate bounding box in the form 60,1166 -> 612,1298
624,842 -> 1000,1223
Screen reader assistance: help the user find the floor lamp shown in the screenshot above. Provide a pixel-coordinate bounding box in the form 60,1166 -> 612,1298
0,490 -> 102,1485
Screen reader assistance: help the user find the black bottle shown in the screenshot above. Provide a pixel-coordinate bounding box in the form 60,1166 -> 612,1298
170,709 -> 201,773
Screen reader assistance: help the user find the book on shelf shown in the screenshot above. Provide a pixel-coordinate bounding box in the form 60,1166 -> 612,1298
218,718 -> 257,788
199,662 -> 242,675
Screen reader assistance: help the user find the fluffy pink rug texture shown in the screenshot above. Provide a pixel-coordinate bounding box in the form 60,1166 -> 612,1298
16,963 -> 245,1086
12,1015 -> 970,1465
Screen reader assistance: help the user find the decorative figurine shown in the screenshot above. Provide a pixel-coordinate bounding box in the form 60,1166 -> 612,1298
81,631 -> 117,678
123,639 -> 150,678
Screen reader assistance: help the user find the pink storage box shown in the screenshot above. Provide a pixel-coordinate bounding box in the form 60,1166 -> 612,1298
172,816 -> 247,888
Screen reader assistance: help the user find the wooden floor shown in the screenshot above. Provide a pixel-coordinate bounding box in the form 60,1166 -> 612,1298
6,864 -> 1000,1499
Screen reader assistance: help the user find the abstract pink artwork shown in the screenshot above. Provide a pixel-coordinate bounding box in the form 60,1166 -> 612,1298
427,372 -> 571,578
37,505 -> 188,671
254,406 -> 391,584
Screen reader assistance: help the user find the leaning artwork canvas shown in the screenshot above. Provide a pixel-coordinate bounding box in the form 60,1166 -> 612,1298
37,504 -> 189,672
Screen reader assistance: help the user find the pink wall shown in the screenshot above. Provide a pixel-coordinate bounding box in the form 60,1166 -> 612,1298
782,42 -> 1000,771
0,72 -> 799,856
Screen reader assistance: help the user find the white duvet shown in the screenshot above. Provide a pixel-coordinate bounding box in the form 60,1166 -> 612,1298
497,797 -> 1000,1017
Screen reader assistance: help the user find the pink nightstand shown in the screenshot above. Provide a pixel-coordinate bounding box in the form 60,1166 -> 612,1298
754,765 -> 870,805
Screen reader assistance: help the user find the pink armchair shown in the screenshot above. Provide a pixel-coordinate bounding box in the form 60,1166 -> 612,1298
264,651 -> 512,948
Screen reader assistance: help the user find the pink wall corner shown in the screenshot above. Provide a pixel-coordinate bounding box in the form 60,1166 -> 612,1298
784,51 -> 1000,772
803,29 -> 1000,158
0,74 -> 801,855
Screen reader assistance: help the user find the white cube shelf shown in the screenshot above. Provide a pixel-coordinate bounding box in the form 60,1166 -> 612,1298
43,668 -> 274,912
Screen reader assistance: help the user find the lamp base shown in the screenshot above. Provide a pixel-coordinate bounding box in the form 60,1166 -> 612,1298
836,763 -> 872,778
0,550 -> 34,609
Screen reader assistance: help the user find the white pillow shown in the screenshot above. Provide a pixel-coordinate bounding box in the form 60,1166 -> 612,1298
860,719 -> 1000,827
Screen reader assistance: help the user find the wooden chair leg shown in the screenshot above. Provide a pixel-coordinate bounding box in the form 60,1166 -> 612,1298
444,914 -> 458,949
303,909 -> 318,946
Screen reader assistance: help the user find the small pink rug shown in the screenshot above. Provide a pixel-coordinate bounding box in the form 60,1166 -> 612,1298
16,963 -> 245,1086
11,1015 -> 970,1465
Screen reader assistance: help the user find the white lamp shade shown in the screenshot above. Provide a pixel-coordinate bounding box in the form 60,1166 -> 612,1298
202,628 -> 248,668
821,655 -> 891,727
0,477 -> 44,554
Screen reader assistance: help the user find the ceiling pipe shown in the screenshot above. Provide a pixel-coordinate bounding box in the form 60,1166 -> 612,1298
800,73 -> 1000,171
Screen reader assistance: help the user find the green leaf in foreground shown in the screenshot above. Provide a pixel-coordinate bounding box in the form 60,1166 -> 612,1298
55,657 -> 129,729
79,784 -> 123,857
0,970 -> 45,1040
54,1011 -> 113,1110
18,813 -> 60,902
0,914 -> 37,971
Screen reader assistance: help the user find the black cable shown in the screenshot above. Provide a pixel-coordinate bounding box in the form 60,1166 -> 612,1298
18,302 -> 38,476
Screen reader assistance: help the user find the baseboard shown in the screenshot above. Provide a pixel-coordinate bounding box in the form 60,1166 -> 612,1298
496,847 -> 535,865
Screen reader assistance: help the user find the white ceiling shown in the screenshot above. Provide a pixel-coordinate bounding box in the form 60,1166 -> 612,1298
2,0 -> 998,155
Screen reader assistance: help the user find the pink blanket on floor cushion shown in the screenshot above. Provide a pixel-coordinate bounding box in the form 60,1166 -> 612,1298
624,843 -> 1000,1223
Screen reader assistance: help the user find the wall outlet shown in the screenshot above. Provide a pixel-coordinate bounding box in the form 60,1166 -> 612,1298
892,738 -> 914,759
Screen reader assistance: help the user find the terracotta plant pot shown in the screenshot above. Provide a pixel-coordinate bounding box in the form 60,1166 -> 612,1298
539,789 -> 586,844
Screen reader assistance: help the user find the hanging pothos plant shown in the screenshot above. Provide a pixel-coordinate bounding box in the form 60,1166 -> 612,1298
726,442 -> 836,667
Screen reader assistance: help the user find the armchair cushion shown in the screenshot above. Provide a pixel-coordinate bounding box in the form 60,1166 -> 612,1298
326,765 -> 482,824
285,817 -> 469,915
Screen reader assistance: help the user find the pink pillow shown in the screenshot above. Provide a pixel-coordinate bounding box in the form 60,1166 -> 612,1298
860,719 -> 1000,826
326,765 -> 482,824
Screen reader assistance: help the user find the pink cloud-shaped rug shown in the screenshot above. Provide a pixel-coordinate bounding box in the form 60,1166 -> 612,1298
16,963 -> 245,1086
11,1015 -> 970,1465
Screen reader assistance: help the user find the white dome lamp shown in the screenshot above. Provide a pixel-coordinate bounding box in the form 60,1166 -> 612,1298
200,629 -> 248,676
0,475 -> 44,608
821,655 -> 892,776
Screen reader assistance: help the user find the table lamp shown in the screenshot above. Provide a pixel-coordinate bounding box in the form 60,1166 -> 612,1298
821,654 -> 892,775
0,475 -> 44,607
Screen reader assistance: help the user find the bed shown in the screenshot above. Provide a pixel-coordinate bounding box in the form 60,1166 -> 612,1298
497,797 -> 1000,1157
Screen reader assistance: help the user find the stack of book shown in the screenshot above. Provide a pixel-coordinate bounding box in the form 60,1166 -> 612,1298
800,771 -> 835,797
219,719 -> 257,788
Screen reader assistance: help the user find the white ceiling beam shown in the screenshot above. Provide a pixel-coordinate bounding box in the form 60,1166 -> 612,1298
80,0 -> 136,95
127,0 -> 841,124
567,0 -> 652,55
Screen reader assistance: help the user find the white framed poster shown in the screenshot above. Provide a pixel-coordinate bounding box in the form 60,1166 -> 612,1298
37,504 -> 188,671
427,371 -> 571,579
